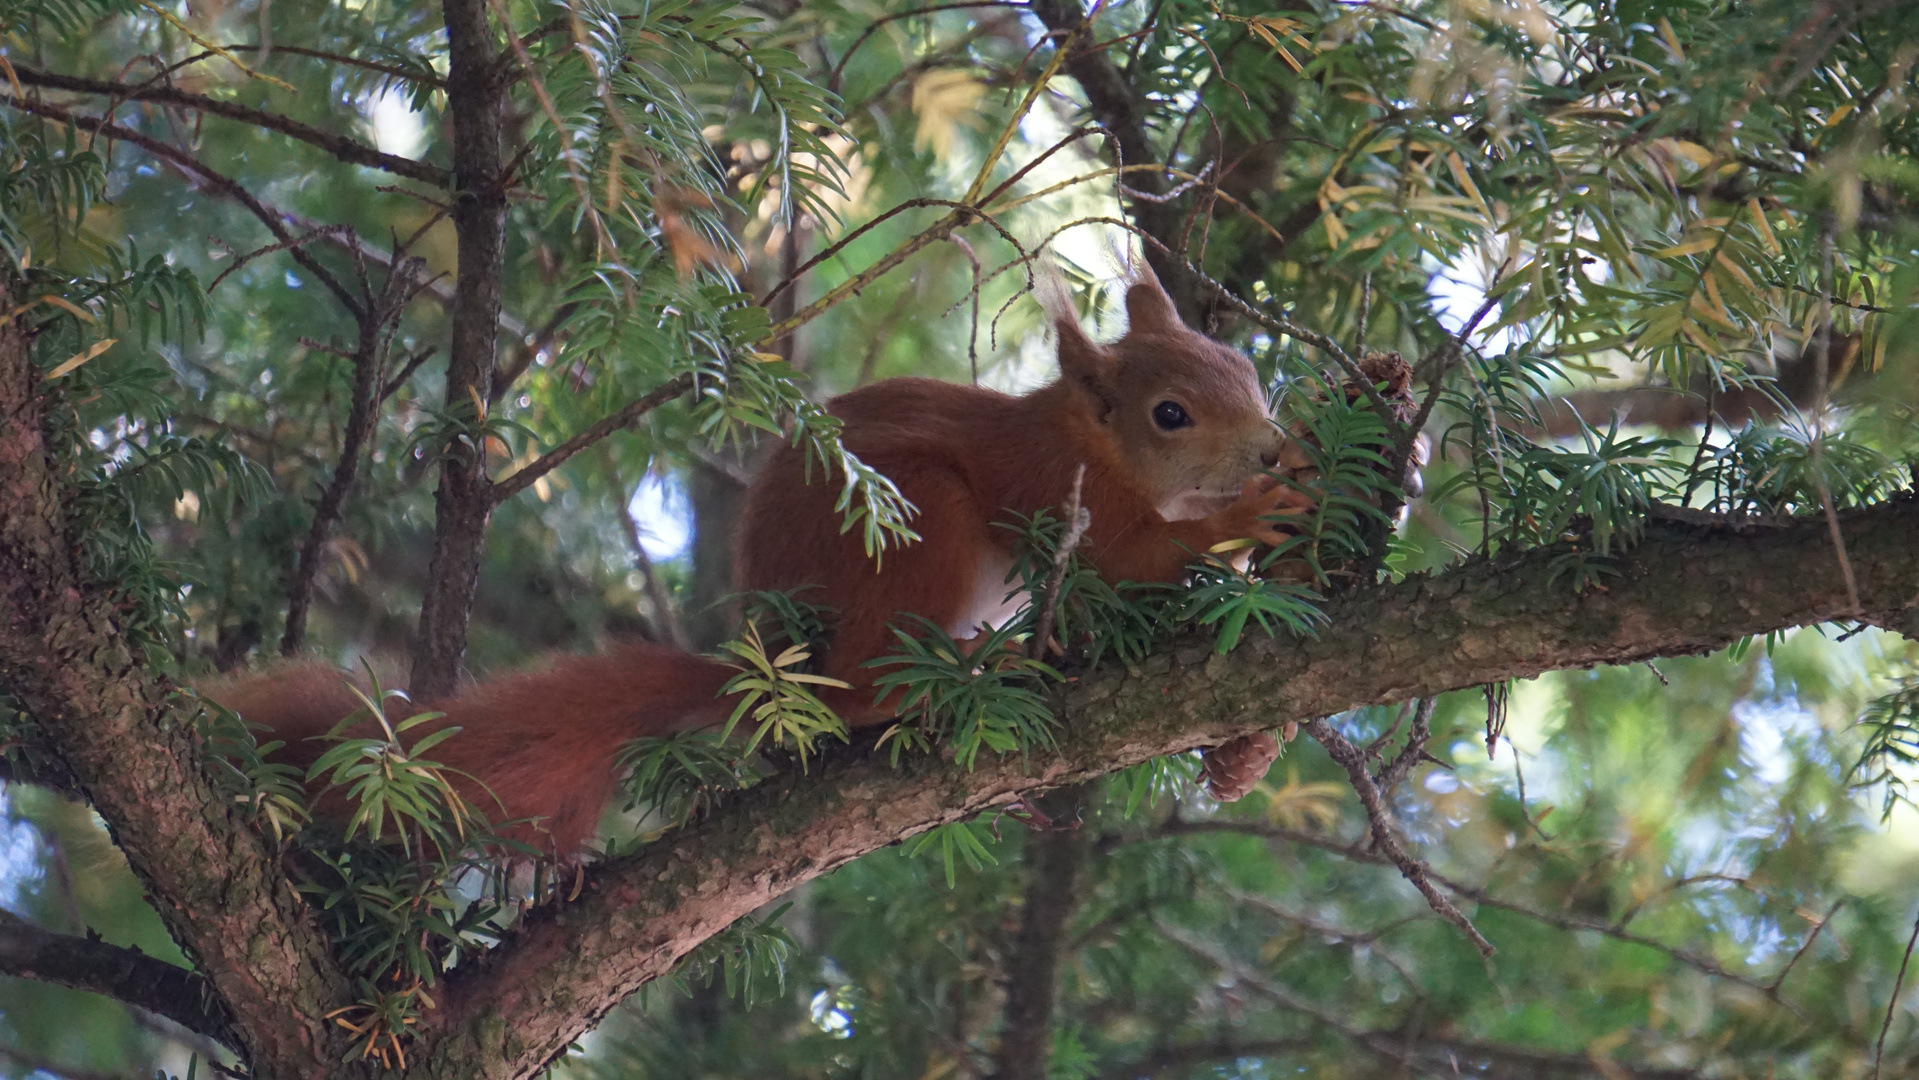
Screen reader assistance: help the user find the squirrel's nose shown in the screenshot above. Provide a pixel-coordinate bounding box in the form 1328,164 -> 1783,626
1259,445 -> 1281,469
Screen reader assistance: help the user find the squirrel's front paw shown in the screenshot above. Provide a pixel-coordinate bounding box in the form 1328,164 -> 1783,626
1216,476 -> 1313,547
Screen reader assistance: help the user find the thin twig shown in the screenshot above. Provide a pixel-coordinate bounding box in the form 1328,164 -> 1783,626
1224,887 -> 1424,991
959,0 -> 1093,207
759,199 -> 1021,325
1031,465 -> 1090,658
5,63 -> 447,185
207,223 -> 353,292
1876,906 -> 1919,1080
1767,899 -> 1842,995
148,42 -> 442,87
1163,819 -> 1795,1004
1301,718 -> 1494,956
978,123 -> 1109,207
825,1 -> 1031,93
1510,750 -> 1553,841
607,453 -> 690,651
282,250 -> 422,654
380,347 -> 437,403
1374,697 -> 1433,796
978,212 -> 1395,421
1156,921 -> 1700,1078
490,374 -> 696,506
3,95 -> 364,317
1399,289 -> 1502,477
945,234 -> 983,383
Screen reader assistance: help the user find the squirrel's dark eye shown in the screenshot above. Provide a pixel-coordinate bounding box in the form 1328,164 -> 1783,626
1152,400 -> 1191,431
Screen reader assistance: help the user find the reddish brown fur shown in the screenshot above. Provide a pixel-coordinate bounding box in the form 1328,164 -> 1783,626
208,265 -> 1305,857
738,272 -> 1306,724
206,644 -> 734,857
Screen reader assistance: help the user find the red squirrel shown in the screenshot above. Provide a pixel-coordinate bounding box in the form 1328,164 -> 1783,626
205,263 -> 1310,857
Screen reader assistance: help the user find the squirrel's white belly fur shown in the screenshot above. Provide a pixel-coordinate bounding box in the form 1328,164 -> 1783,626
947,549 -> 1027,639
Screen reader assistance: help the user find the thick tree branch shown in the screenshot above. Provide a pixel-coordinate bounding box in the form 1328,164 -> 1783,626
0,908 -> 232,1047
419,493 -> 1919,1077
7,64 -> 450,186
0,306 -> 351,1073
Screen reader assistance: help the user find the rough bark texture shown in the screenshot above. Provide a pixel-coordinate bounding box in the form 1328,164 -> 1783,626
0,308 -> 351,1072
416,492 -> 1919,1078
411,0 -> 508,699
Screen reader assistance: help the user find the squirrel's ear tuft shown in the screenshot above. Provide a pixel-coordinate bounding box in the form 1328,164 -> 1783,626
1119,255 -> 1182,336
1037,264 -> 1118,420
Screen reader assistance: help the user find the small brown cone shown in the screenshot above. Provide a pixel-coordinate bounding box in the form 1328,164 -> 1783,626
1199,732 -> 1281,802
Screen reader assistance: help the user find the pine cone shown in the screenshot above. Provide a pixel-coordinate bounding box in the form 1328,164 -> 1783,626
1199,732 -> 1281,802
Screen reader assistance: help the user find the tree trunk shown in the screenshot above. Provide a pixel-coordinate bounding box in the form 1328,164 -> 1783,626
0,296 -> 351,1075
412,0 -> 508,699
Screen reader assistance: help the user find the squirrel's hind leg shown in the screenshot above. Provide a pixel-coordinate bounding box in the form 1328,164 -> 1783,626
806,466 -> 1009,728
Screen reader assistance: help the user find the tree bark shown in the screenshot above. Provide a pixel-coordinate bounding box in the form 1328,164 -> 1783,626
415,492 -> 1919,1079
412,0 -> 509,699
993,798 -> 1089,1080
0,304 -> 351,1073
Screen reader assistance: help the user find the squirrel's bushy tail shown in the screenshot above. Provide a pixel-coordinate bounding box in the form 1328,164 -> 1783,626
201,642 -> 737,858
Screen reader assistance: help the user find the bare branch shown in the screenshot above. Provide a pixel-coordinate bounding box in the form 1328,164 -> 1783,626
1302,717 -> 1493,956
1164,818 -> 1799,1006
147,42 -> 444,87
826,2 -> 1031,93
1399,289 -> 1501,474
1875,905 -> 1919,1080
282,253 -> 424,654
608,454 -> 690,650
1158,922 -> 1701,1079
1768,899 -> 1842,994
7,63 -> 450,185
489,374 -> 697,507
1,94 -> 364,317
0,908 -> 232,1048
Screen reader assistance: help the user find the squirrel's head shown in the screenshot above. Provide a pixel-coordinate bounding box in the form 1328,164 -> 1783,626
1047,261 -> 1291,520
